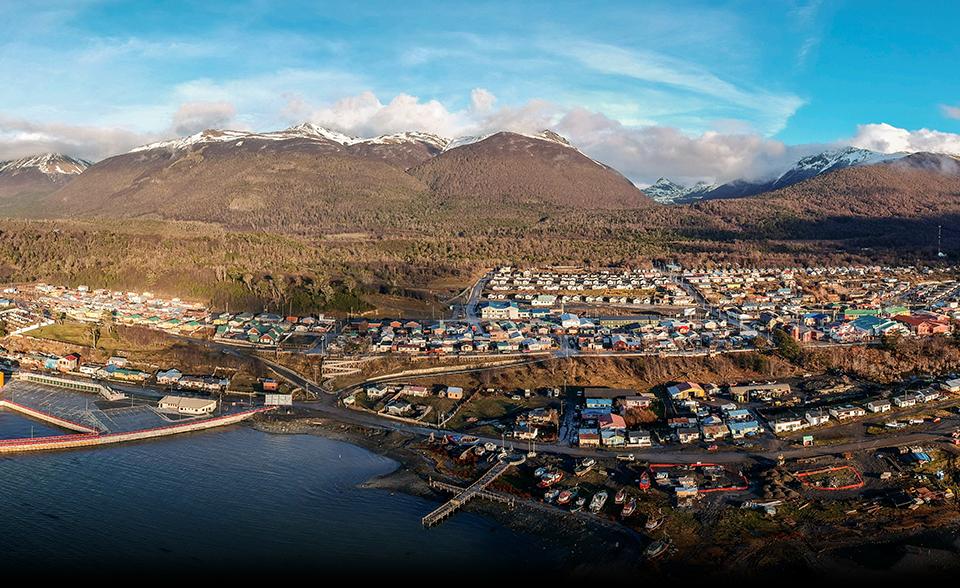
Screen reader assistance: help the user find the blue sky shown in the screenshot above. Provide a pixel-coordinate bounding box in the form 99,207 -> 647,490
2,0 -> 959,184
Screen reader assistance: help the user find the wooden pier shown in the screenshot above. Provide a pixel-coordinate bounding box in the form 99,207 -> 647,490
422,454 -> 523,527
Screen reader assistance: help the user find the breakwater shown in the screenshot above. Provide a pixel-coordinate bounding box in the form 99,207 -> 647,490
0,398 -> 271,453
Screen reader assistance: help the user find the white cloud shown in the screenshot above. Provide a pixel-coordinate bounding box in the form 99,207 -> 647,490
171,101 -> 240,136
942,105 -> 960,121
304,91 -> 466,138
847,122 -> 960,155
555,41 -> 805,135
0,113 -> 163,161
555,108 -> 789,186
293,89 -> 794,185
0,100 -> 245,161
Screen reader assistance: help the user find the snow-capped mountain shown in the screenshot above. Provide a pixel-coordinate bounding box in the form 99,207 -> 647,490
0,153 -> 90,176
642,178 -> 719,205
443,129 -> 572,152
647,147 -> 907,205
130,124 -> 450,154
0,153 -> 91,205
768,146 -> 904,191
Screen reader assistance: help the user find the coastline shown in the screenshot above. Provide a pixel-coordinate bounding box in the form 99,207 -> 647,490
247,407 -> 960,580
247,407 -> 651,579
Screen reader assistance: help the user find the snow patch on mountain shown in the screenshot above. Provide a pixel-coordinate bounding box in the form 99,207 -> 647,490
442,129 -> 574,153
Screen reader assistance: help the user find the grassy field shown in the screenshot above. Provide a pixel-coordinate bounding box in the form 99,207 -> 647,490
32,322 -> 120,349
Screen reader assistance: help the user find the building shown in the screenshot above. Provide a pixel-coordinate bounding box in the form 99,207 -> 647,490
158,396 -> 217,415
829,405 -> 866,420
480,301 -> 520,320
773,417 -> 804,433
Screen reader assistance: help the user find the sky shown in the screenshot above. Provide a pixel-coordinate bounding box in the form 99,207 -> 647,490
2,0 -> 960,186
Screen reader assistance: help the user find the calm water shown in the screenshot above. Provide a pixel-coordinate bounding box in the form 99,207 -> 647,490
0,423 -> 566,580
0,408 -> 64,439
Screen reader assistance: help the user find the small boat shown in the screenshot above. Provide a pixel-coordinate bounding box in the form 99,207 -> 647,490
537,471 -> 563,488
645,511 -> 665,532
621,498 -> 637,517
571,497 -> 586,512
534,467 -> 547,478
589,490 -> 608,514
543,488 -> 560,502
614,488 -> 626,504
484,442 -> 498,452
557,486 -> 579,505
575,457 -> 596,476
639,470 -> 651,490
448,434 -> 480,446
644,537 -> 671,559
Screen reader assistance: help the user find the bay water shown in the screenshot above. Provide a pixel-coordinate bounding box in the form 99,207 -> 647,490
0,412 -> 565,580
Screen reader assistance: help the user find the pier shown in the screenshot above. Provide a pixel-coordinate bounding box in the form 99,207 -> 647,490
422,453 -> 524,527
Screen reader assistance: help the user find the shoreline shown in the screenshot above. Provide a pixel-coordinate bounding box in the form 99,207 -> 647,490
247,407 -> 652,579
248,406 -> 960,580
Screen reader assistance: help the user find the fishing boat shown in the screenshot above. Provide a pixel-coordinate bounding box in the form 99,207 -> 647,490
571,497 -> 586,512
537,471 -> 564,488
614,488 -> 626,504
448,434 -> 480,446
589,490 -> 608,514
557,486 -> 579,505
574,457 -> 596,476
645,511 -> 665,532
534,467 -> 547,478
621,498 -> 637,517
644,537 -> 671,559
638,470 -> 651,490
543,488 -> 561,502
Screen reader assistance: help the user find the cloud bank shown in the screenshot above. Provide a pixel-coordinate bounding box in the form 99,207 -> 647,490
4,90 -> 960,189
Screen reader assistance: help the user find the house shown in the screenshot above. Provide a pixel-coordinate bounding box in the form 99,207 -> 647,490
804,411 -> 830,426
893,395 -> 916,408
578,429 -> 601,447
700,423 -> 729,442
866,399 -> 891,413
445,386 -> 464,400
601,428 -> 625,446
829,405 -> 866,420
400,385 -> 429,397
365,384 -> 393,399
514,426 -> 539,440
598,413 -> 627,430
626,430 -> 652,447
156,368 -> 182,385
58,354 -> 79,372
677,426 -> 700,444
384,399 -> 412,416
480,301 -> 520,320
728,421 -> 762,438
941,378 -> 960,394
667,382 -> 705,401
620,394 -> 656,410
773,417 -> 804,433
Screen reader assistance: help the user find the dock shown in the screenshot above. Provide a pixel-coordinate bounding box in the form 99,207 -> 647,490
422,453 -> 524,527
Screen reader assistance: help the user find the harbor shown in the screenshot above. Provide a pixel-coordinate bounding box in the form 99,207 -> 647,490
0,377 -> 271,452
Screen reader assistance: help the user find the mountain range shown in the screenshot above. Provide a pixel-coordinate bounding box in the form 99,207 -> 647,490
4,125 -> 960,244
642,147 -> 909,205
